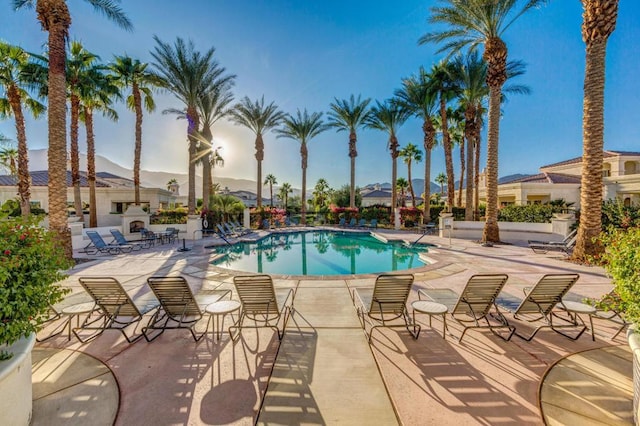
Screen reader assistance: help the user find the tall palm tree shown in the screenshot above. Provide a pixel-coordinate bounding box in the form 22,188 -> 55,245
399,143 -> 423,207
572,0 -> 619,261
435,172 -> 447,197
396,177 -> 409,208
327,94 -> 371,208
194,83 -> 233,207
79,71 -> 120,227
278,182 -> 293,210
276,109 -> 328,225
67,41 -> 100,222
151,36 -> 235,215
312,178 -> 331,210
365,100 -> 411,220
447,107 -> 465,207
427,61 -> 458,212
394,67 -> 439,221
229,96 -> 284,208
0,41 -> 46,217
420,0 -> 546,242
13,0 -> 132,258
264,173 -> 277,207
109,55 -> 161,206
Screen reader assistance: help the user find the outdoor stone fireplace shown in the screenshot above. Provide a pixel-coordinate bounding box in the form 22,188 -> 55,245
122,205 -> 149,238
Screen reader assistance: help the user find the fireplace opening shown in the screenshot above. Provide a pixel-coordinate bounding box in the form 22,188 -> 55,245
130,220 -> 144,233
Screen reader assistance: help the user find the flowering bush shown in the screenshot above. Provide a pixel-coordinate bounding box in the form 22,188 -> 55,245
327,205 -> 359,223
150,208 -> 188,224
0,216 -> 71,359
399,207 -> 422,227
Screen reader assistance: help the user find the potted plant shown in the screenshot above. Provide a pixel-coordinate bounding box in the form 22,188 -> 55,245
596,226 -> 640,423
0,214 -> 71,425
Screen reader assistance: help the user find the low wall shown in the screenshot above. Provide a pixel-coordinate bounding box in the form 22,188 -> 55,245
438,220 -> 565,243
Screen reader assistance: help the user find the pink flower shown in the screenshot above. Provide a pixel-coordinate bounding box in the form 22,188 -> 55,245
3,250 -> 10,256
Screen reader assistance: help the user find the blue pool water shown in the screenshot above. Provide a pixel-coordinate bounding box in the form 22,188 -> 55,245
210,230 -> 430,276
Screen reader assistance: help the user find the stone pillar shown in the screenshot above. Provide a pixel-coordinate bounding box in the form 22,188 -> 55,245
244,208 -> 250,229
187,215 -> 202,240
439,212 -> 453,238
551,214 -> 576,237
394,209 -> 401,230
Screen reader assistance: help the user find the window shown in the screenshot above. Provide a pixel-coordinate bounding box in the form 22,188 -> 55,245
113,202 -> 124,214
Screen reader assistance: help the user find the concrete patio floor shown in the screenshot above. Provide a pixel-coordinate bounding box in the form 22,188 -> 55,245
31,228 -> 633,425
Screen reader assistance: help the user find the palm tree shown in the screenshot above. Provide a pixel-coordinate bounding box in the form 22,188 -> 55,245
312,178 -> 331,210
394,67 -> 439,221
109,55 -> 161,206
427,61 -> 458,212
264,173 -> 277,207
79,71 -> 120,227
365,100 -> 411,220
399,143 -> 423,207
0,41 -> 46,217
0,136 -> 17,175
396,177 -> 409,207
572,0 -> 619,261
327,94 -> 371,208
166,178 -> 178,190
67,41 -> 100,222
13,0 -> 132,258
210,193 -> 245,223
435,172 -> 447,197
447,108 -> 465,207
275,109 -> 328,225
278,182 -> 293,210
449,51 -> 530,219
229,96 -> 284,209
151,36 -> 235,215
195,83 -> 233,207
420,0 -> 546,242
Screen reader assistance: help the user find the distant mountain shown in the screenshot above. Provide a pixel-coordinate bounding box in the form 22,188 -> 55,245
27,149 -> 259,196
366,179 -> 440,195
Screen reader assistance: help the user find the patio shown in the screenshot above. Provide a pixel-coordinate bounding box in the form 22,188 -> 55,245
31,229 -> 633,425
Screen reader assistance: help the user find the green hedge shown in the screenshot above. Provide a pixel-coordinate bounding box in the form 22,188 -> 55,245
150,208 -> 188,224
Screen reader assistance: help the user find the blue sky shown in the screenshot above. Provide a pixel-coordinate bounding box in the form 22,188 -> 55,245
1,0 -> 639,190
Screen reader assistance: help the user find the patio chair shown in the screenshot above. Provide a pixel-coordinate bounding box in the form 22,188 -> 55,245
165,227 -> 179,243
367,219 -> 378,229
110,229 -> 149,250
217,223 -> 236,239
73,277 -> 160,343
85,230 -> 133,255
140,228 -> 159,246
358,218 -> 367,228
353,274 -> 420,342
230,274 -> 295,341
144,276 -> 231,342
338,217 -> 346,227
347,218 -> 357,228
506,273 -> 587,341
528,231 -> 578,254
232,220 -> 252,235
419,274 -> 515,342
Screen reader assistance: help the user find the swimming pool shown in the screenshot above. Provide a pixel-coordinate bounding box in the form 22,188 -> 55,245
210,230 -> 430,276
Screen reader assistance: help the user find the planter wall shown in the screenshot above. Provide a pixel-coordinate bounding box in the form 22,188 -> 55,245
0,333 -> 35,426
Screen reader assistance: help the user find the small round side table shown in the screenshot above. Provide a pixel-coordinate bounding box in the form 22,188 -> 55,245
61,302 -> 97,341
206,300 -> 241,341
412,300 -> 448,339
558,300 -> 597,341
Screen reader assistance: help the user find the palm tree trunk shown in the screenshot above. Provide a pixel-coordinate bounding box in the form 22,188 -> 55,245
186,106 -> 199,214
390,135 -> 399,220
269,184 -> 273,207
474,126 -> 481,220
572,0 -> 618,260
482,88 -> 502,242
457,138 -> 465,207
464,105 -> 476,220
85,108 -> 98,228
7,85 -> 30,217
407,161 -> 416,207
70,94 -> 83,222
423,119 -> 434,222
202,159 -> 211,208
349,131 -> 357,208
300,143 -> 307,225
255,133 -> 264,208
133,83 -> 142,205
440,98 -> 454,212
43,4 -> 73,258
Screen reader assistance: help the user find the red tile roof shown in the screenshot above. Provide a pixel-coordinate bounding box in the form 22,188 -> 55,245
541,150 -> 640,169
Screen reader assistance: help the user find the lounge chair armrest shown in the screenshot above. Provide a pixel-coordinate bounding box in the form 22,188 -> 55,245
417,289 -> 434,301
